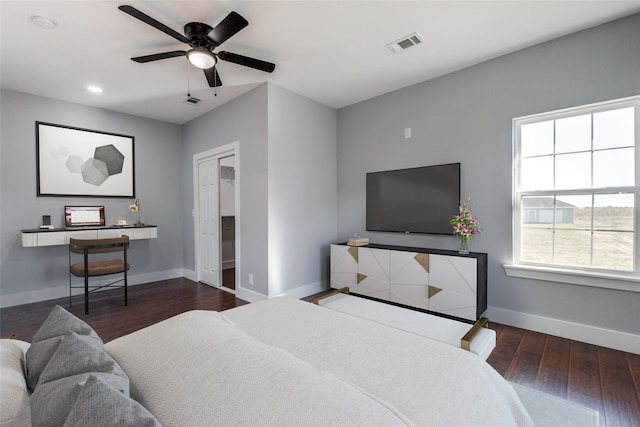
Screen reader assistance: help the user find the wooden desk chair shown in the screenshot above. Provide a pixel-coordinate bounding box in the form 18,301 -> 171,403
69,236 -> 130,315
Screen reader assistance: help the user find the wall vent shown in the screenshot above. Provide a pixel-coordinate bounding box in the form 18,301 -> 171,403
183,96 -> 201,105
386,32 -> 424,54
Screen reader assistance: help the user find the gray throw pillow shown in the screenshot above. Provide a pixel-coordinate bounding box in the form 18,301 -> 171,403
63,375 -> 162,427
25,335 -> 65,392
36,331 -> 127,386
26,305 -> 102,391
30,331 -> 130,427
31,372 -> 130,427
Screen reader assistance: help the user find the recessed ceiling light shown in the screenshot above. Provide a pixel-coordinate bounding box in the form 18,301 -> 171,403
87,86 -> 103,94
30,15 -> 56,30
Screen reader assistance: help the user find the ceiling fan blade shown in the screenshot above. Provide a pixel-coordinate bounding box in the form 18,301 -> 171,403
218,51 -> 275,73
131,50 -> 186,63
119,5 -> 189,44
208,11 -> 248,47
203,67 -> 223,87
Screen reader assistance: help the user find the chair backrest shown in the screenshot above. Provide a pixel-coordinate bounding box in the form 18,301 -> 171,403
69,236 -> 129,255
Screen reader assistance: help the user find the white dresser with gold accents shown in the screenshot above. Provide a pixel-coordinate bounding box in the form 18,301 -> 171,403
330,243 -> 487,321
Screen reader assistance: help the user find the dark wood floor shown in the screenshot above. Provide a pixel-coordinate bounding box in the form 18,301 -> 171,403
2,278 -> 639,427
488,323 -> 640,427
0,278 -> 248,343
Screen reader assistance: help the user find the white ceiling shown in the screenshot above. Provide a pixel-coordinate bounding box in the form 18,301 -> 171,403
2,1 -> 640,124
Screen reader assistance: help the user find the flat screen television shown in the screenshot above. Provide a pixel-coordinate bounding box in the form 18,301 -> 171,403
64,206 -> 106,227
366,163 -> 460,235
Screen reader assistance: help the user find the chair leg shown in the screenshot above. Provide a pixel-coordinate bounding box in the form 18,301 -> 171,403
124,268 -> 128,307
124,249 -> 128,307
68,251 -> 72,308
83,251 -> 90,315
84,274 -> 89,315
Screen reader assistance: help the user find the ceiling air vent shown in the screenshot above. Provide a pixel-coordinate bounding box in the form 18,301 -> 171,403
183,96 -> 201,106
386,32 -> 424,54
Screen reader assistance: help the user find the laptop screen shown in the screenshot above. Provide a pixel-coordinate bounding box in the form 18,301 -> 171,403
64,206 -> 106,227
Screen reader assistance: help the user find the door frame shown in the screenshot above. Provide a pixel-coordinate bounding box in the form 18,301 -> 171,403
193,141 -> 240,290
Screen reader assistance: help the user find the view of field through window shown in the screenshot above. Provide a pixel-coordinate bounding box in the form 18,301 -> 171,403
521,201 -> 634,271
515,101 -> 637,273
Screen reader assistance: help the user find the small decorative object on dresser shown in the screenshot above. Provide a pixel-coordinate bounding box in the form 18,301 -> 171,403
347,233 -> 369,246
450,197 -> 481,254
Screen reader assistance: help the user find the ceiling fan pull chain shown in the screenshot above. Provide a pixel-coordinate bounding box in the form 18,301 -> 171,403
186,57 -> 191,97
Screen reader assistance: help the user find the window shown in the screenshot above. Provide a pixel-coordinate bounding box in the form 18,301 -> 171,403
512,96 -> 639,281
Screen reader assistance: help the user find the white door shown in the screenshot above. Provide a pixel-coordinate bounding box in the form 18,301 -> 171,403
197,158 -> 220,285
193,142 -> 239,290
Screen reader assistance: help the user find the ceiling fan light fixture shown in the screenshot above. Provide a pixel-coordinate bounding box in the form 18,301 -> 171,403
187,48 -> 216,69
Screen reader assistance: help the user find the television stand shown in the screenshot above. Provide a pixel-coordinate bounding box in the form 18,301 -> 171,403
330,243 -> 487,321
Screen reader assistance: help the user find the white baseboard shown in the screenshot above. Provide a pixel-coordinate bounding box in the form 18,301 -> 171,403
183,269 -> 197,282
0,269 -> 185,308
184,269 -> 323,303
235,286 -> 267,303
274,281 -> 326,300
180,270 -> 268,302
142,268 -> 267,303
127,269 -> 184,286
488,306 -> 640,355
235,281 -> 324,303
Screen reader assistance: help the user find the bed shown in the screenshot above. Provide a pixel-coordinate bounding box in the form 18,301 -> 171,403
1,297 -> 534,426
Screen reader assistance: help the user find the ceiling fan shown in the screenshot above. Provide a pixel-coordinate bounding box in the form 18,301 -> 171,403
118,5 -> 276,88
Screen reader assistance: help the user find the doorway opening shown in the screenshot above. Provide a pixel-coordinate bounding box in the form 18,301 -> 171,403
193,142 -> 239,293
219,158 -> 236,291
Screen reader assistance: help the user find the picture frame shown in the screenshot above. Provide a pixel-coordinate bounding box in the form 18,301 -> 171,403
36,121 -> 135,198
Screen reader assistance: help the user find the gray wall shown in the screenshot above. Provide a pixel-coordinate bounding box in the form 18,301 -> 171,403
182,84 -> 269,296
0,90 -> 184,306
267,84 -> 337,297
1,82 -> 337,305
182,83 -> 337,298
336,14 -> 640,334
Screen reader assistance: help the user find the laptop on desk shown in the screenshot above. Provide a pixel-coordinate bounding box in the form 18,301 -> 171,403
64,206 -> 106,228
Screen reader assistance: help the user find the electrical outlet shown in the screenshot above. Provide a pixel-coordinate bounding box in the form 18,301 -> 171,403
404,127 -> 412,139
248,274 -> 254,285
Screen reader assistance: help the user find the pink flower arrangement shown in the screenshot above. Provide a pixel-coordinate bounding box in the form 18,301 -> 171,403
450,197 -> 481,252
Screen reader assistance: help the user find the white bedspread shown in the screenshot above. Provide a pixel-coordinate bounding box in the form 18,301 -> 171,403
224,297 -> 534,427
105,309 -> 413,426
105,297 -> 533,426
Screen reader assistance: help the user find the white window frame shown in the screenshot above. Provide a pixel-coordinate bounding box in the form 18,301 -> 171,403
504,95 -> 640,293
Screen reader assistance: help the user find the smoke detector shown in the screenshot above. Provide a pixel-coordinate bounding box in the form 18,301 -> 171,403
386,32 -> 424,54
30,15 -> 56,30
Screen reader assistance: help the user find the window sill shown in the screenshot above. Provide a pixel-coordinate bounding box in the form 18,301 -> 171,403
503,264 -> 640,293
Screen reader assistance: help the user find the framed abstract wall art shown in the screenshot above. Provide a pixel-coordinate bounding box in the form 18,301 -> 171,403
36,122 -> 135,197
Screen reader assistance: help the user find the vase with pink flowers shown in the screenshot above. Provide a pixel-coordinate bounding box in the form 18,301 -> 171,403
450,197 -> 481,254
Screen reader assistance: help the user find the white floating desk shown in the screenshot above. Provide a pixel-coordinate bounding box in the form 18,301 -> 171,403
21,225 -> 157,247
